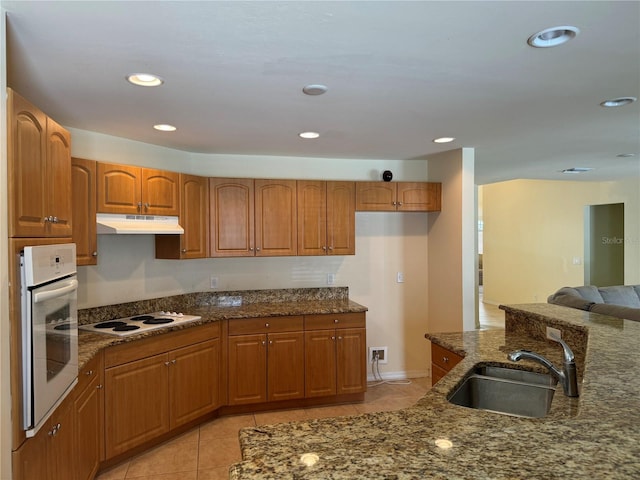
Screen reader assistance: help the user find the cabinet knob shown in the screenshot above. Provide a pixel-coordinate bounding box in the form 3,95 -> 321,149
92,251 -> 98,257
328,246 -> 333,251
181,249 -> 187,253
265,323 -> 270,328
442,356 -> 449,363
256,247 -> 261,252
249,247 -> 254,251
85,370 -> 93,376
164,361 -> 171,366
269,340 -> 273,345
52,216 -> 58,223
137,202 -> 143,211
171,359 -> 177,365
334,318 -> 339,323
331,336 -> 336,340
337,336 -> 343,340
262,341 -> 266,346
97,384 -> 103,390
322,246 -> 327,251
144,202 -> 150,210
397,202 -> 403,207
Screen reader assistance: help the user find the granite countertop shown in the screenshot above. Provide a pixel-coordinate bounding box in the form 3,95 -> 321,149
78,288 -> 367,370
230,303 -> 640,479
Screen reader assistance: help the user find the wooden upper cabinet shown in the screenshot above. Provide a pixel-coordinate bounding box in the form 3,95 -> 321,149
326,181 -> 355,255
356,181 -> 441,212
255,179 -> 297,256
142,168 -> 180,216
210,178 -> 296,257
71,158 -> 98,265
210,178 -> 255,257
97,162 -> 179,216
297,180 -> 355,256
8,88 -> 72,237
156,174 -> 208,259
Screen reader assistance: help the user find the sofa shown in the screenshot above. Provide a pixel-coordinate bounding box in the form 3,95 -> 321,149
547,285 -> 640,321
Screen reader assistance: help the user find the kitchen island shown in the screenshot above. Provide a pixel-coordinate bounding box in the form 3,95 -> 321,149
230,303 -> 640,479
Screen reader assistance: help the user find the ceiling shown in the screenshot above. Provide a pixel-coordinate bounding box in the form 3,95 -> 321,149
3,1 -> 639,184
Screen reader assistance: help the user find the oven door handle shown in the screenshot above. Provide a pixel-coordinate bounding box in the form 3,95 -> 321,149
33,279 -> 78,303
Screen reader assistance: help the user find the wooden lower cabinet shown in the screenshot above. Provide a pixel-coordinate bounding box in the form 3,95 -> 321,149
305,327 -> 367,397
12,395 -> 76,480
304,312 -> 367,398
228,330 -> 305,405
104,329 -> 220,459
431,342 -> 463,386
75,353 -> 104,480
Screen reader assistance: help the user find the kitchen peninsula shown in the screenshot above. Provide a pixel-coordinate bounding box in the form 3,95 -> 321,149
230,304 -> 640,479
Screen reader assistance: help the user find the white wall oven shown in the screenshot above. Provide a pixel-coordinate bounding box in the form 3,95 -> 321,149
20,243 -> 78,437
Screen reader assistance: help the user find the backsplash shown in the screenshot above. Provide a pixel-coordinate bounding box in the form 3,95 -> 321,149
77,287 -> 349,325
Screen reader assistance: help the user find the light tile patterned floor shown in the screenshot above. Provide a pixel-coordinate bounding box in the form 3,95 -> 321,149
95,377 -> 433,480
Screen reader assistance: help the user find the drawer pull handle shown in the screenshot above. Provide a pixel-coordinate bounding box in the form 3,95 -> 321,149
442,356 -> 449,363
85,370 -> 93,376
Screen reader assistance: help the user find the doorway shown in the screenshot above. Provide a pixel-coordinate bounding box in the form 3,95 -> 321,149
584,203 -> 624,286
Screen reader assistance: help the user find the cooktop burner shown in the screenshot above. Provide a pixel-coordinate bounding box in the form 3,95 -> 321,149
79,312 -> 202,337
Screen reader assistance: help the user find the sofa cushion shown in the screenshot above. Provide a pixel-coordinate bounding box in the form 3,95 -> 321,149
548,294 -> 594,311
598,286 -> 640,308
551,286 -> 604,303
589,303 -> 640,322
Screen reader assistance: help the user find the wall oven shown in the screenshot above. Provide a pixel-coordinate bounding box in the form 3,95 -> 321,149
20,243 -> 78,438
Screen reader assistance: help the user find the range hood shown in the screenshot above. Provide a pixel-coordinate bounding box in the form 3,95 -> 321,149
96,213 -> 184,235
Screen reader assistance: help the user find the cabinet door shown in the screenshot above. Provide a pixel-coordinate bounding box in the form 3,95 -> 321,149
228,334 -> 267,405
74,373 -> 101,480
155,173 -> 208,259
46,117 -> 73,236
97,162 -> 142,214
47,397 -> 76,480
12,428 -> 48,480
355,182 -> 396,211
336,328 -> 367,395
104,353 -> 170,458
255,179 -> 297,256
8,88 -> 48,237
326,181 -> 355,255
267,332 -> 305,402
397,182 -> 441,212
71,158 -> 98,265
304,330 -> 337,397
169,339 -> 220,428
297,180 -> 327,256
210,178 -> 255,257
142,168 -> 180,216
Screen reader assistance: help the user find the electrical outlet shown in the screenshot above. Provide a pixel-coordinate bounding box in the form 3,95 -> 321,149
369,346 -> 388,364
397,272 -> 404,283
546,326 -> 562,341
210,276 -> 218,289
327,273 -> 336,285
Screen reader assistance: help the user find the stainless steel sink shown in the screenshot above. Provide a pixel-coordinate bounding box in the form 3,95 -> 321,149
448,365 -> 558,418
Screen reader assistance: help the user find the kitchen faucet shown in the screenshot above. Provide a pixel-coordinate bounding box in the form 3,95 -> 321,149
507,336 -> 579,397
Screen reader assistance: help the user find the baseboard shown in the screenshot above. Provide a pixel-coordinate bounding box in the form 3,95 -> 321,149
367,369 -> 429,382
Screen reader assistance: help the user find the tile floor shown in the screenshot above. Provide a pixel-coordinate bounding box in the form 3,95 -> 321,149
96,300 -> 504,480
95,377 -> 433,480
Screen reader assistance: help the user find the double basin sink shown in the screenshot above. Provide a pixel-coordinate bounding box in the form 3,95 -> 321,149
448,365 -> 558,418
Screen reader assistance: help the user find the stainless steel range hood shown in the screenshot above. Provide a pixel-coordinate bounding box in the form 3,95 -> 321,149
96,213 -> 184,234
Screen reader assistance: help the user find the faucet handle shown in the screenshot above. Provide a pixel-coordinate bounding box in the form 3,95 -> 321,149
548,334 -> 575,363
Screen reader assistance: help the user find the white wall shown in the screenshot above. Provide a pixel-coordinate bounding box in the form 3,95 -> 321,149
426,148 -> 477,333
0,9 -> 11,480
72,128 -> 437,379
482,178 -> 640,305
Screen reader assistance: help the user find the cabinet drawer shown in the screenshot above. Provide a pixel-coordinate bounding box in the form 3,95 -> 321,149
431,363 -> 448,386
304,312 -> 365,330
431,343 -> 463,372
77,351 -> 103,394
105,322 -> 219,368
228,316 -> 303,335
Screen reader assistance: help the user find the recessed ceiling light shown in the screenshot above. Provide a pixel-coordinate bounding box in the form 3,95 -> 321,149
433,137 -> 455,144
127,73 -> 164,87
616,153 -> 636,158
299,131 -> 320,139
527,26 -> 580,48
600,97 -> 637,107
302,84 -> 328,96
153,124 -> 176,132
561,167 -> 593,174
